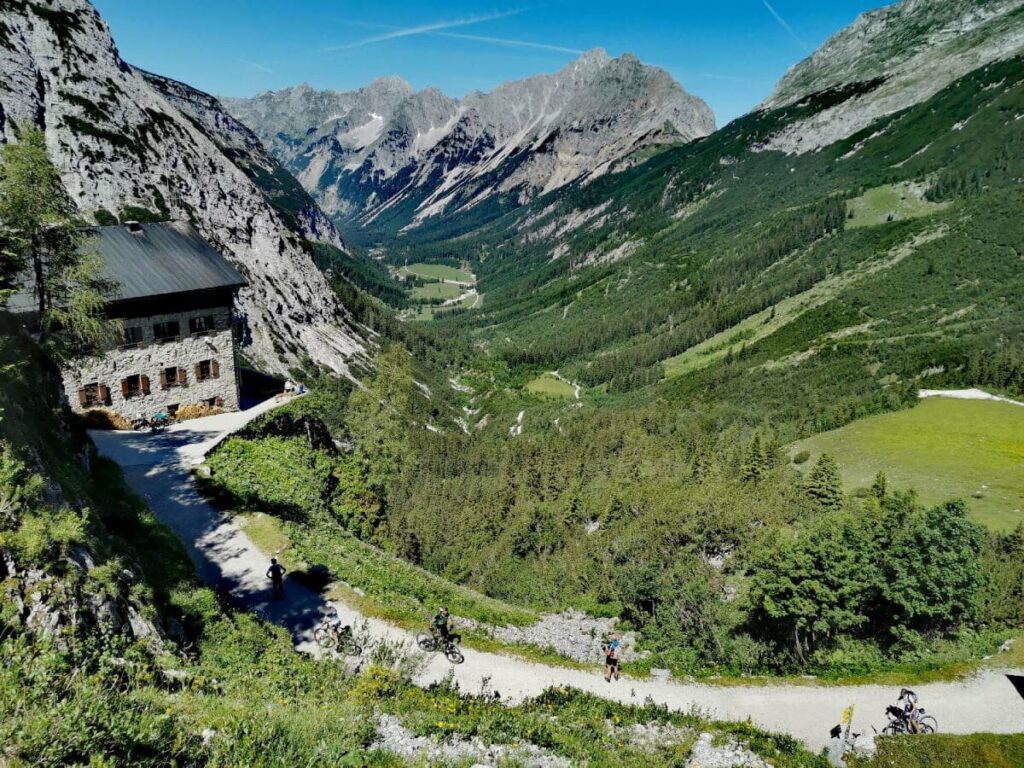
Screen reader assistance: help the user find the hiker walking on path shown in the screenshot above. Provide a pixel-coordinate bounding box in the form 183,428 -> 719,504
603,633 -> 622,682
267,558 -> 286,600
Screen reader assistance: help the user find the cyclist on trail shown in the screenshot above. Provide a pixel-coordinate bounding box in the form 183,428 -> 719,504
898,688 -> 922,733
432,607 -> 460,647
603,633 -> 622,682
266,558 -> 286,600
324,606 -> 351,642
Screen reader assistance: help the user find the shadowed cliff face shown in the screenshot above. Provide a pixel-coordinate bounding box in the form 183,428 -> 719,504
223,49 -> 716,235
0,0 -> 366,376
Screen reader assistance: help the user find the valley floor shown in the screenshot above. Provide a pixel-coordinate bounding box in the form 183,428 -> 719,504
90,401 -> 1024,753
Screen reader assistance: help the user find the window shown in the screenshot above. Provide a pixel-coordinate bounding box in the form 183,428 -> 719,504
195,359 -> 220,382
189,315 -> 217,335
204,397 -> 224,409
77,382 -> 110,408
160,366 -> 187,389
166,403 -> 180,417
123,326 -> 143,348
120,374 -> 150,399
153,320 -> 180,343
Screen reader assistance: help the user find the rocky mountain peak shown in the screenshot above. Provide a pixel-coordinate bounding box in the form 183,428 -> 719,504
225,48 -> 714,235
759,0 -> 1024,153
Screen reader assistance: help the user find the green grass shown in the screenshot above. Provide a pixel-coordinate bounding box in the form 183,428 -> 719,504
399,262 -> 474,283
525,373 -> 577,399
410,281 -> 464,301
791,398 -> 1024,529
846,182 -> 949,229
236,511 -> 536,628
848,734 -> 1024,768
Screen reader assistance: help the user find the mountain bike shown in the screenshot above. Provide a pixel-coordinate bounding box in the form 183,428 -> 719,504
313,619 -> 362,656
416,629 -> 465,664
881,705 -> 937,735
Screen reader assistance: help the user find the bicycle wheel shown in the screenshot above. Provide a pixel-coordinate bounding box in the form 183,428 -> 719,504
880,722 -> 902,736
416,632 -> 437,652
445,647 -> 465,665
342,640 -> 363,657
313,627 -> 335,650
919,716 -> 937,734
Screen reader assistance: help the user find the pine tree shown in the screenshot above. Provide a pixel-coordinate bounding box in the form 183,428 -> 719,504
741,431 -> 769,482
0,127 -> 119,358
870,471 -> 888,501
806,453 -> 844,513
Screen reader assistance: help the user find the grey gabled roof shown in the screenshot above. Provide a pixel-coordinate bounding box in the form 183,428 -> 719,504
7,221 -> 247,313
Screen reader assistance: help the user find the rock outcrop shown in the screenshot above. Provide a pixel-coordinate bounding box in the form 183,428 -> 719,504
0,0 -> 365,374
759,0 -> 1024,153
223,49 -> 715,232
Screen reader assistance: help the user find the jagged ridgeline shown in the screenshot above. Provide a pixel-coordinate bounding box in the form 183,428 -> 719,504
223,50 -> 715,244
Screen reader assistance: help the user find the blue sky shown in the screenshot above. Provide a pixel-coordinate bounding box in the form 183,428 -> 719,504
92,0 -> 888,125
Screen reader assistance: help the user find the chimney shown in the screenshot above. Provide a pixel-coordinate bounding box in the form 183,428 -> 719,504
125,221 -> 143,234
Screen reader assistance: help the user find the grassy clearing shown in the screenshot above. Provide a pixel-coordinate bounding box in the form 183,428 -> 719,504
846,182 -> 949,229
410,281 -> 464,301
399,262 -> 474,283
525,373 -> 577,399
238,512 -> 533,626
848,734 -> 1024,768
791,398 -> 1024,530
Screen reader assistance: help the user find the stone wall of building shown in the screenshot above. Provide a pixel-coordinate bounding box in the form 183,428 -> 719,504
62,304 -> 240,417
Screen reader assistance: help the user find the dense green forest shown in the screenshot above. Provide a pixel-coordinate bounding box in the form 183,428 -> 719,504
196,55 -> 1024,682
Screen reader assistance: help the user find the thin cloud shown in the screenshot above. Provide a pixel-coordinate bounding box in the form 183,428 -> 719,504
239,59 -> 275,74
323,9 -> 525,52
436,31 -> 583,55
760,0 -> 809,53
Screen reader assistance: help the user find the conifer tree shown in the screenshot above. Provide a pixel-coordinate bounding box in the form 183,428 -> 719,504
805,453 -> 844,513
0,127 -> 119,357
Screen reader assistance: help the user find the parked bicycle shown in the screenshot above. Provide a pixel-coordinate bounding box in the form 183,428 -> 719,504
880,689 -> 937,734
416,628 -> 465,664
313,617 -> 362,657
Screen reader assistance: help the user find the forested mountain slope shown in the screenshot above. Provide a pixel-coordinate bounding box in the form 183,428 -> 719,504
409,32 -> 1024,435
0,0 -> 366,374
224,50 -> 714,241
230,0 -> 1024,681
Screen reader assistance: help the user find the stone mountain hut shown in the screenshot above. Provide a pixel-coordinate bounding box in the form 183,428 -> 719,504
8,221 -> 247,418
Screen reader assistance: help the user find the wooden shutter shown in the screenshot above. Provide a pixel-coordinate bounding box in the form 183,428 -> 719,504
159,370 -> 168,389
141,375 -> 150,395
178,367 -> 188,386
211,359 -> 220,379
121,379 -> 129,398
78,388 -> 88,406
194,363 -> 202,381
98,384 -> 110,404
215,397 -> 224,408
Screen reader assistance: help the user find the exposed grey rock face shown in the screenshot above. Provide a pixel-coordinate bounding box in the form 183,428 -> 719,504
760,0 -> 1024,153
685,732 -> 771,768
375,714 -> 572,767
456,609 -> 641,664
223,49 -> 715,230
0,0 -> 364,374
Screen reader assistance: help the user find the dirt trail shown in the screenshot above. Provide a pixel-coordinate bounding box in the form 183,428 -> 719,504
91,399 -> 1024,752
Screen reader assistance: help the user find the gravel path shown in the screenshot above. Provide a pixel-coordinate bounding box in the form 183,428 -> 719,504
91,399 -> 1024,751
918,387 -> 1024,407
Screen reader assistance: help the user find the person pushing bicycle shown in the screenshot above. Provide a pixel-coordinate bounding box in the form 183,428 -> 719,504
432,607 -> 460,647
